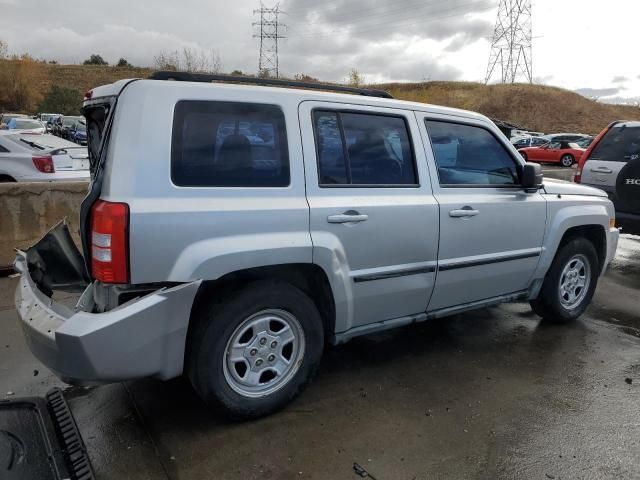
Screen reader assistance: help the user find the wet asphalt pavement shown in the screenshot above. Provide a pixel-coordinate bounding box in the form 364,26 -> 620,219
1,166 -> 639,480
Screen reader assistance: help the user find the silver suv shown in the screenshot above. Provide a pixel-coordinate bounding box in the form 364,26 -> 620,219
15,73 -> 619,419
576,121 -> 640,235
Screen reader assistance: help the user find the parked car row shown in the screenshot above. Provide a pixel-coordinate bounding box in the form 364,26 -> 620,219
50,115 -> 87,145
510,132 -> 595,167
1,112 -> 87,145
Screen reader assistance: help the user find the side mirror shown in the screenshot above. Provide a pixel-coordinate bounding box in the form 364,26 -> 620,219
522,162 -> 543,192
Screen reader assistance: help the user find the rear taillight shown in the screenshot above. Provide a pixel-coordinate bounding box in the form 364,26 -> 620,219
90,200 -> 129,283
32,155 -> 55,173
574,167 -> 582,183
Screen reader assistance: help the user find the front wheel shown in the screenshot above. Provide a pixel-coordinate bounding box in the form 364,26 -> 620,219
560,154 -> 574,167
188,280 -> 324,419
530,237 -> 599,323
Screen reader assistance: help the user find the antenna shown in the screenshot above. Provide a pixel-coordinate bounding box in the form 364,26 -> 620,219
485,0 -> 532,84
253,3 -> 286,78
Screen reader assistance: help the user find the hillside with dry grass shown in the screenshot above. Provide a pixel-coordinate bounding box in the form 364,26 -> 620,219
381,81 -> 640,135
2,60 -> 638,134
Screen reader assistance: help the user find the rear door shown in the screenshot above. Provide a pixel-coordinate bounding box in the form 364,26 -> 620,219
299,101 -> 439,331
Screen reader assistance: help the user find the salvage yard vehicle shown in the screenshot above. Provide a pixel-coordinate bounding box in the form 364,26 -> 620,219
511,135 -> 548,149
3,117 -> 46,134
519,140 -> 585,167
575,121 -> 640,235
0,133 -> 89,182
14,73 -> 619,419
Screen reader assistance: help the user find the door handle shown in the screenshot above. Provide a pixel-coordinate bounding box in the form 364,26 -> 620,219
327,211 -> 369,224
590,167 -> 613,174
449,207 -> 479,218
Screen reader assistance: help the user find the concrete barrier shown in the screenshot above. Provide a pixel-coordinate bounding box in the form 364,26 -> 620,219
0,182 -> 89,268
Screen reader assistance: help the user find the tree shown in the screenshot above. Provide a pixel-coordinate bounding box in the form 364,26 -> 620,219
0,55 -> 43,112
347,68 -> 364,87
294,73 -> 319,83
154,48 -> 223,73
116,58 -> 133,68
37,86 -> 82,115
83,54 -> 108,66
231,70 -> 245,76
0,39 -> 8,59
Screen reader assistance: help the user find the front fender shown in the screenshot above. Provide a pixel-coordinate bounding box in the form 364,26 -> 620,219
533,197 -> 613,281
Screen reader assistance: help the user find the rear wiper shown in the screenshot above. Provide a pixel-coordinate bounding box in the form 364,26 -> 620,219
20,138 -> 45,150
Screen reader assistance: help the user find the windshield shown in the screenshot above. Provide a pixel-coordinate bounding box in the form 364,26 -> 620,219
63,117 -> 81,126
13,119 -> 43,129
589,126 -> 640,162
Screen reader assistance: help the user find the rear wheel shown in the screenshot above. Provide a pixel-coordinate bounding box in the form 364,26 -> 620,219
530,237 -> 599,323
560,154 -> 574,167
188,280 -> 324,419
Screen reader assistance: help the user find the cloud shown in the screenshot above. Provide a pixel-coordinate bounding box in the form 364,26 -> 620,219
612,76 -> 628,83
534,75 -> 554,84
575,87 -> 621,98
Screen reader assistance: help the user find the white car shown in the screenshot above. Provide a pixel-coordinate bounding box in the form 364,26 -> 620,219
3,118 -> 46,134
0,133 -> 90,182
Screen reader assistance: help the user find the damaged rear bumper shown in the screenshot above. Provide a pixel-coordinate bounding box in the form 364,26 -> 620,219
14,224 -> 200,385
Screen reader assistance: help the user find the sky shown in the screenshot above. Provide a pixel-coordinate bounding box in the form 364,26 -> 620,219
0,0 -> 639,104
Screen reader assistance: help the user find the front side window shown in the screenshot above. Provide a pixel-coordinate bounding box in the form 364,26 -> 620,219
426,120 -> 520,186
172,101 -> 289,187
313,110 -> 417,186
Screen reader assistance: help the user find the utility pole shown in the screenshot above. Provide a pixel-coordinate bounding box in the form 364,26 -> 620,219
485,0 -> 532,84
253,3 -> 286,78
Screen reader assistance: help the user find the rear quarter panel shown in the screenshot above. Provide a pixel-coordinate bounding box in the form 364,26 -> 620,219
100,81 -> 312,283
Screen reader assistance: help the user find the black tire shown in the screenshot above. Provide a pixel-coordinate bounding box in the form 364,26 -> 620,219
188,280 -> 324,419
520,152 -> 528,161
560,154 -> 574,167
530,237 -> 599,323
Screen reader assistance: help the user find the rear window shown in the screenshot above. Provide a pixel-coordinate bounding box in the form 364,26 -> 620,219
589,125 -> 640,162
14,119 -> 42,129
171,101 -> 289,187
5,134 -> 80,151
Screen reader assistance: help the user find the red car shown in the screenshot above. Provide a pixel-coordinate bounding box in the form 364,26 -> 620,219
518,140 -> 585,167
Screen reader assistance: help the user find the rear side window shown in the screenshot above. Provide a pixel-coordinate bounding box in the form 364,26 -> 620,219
172,101 -> 289,187
589,126 -> 640,162
426,120 -> 519,186
313,110 -> 417,186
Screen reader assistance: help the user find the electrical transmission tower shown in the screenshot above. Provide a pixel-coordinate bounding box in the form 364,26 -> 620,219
485,0 -> 532,84
253,3 -> 286,78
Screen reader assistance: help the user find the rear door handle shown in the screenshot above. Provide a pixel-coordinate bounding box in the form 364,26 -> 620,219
327,211 -> 369,224
449,207 -> 479,218
590,167 -> 613,174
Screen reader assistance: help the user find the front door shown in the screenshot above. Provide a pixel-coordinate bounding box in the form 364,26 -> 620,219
299,101 -> 439,333
417,114 -> 547,311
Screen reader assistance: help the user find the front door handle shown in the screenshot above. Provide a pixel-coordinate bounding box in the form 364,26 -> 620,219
449,207 -> 479,218
327,210 -> 369,224
590,167 -> 613,174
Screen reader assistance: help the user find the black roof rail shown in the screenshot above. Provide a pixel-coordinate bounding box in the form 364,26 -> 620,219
148,71 -> 394,99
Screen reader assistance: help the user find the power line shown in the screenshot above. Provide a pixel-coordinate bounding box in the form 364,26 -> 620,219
253,3 -> 286,77
485,0 -> 532,84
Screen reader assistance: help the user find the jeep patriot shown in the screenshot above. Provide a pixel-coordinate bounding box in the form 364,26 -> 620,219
14,73 -> 619,418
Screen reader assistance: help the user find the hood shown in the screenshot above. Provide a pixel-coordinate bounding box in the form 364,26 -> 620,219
543,178 -> 607,197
